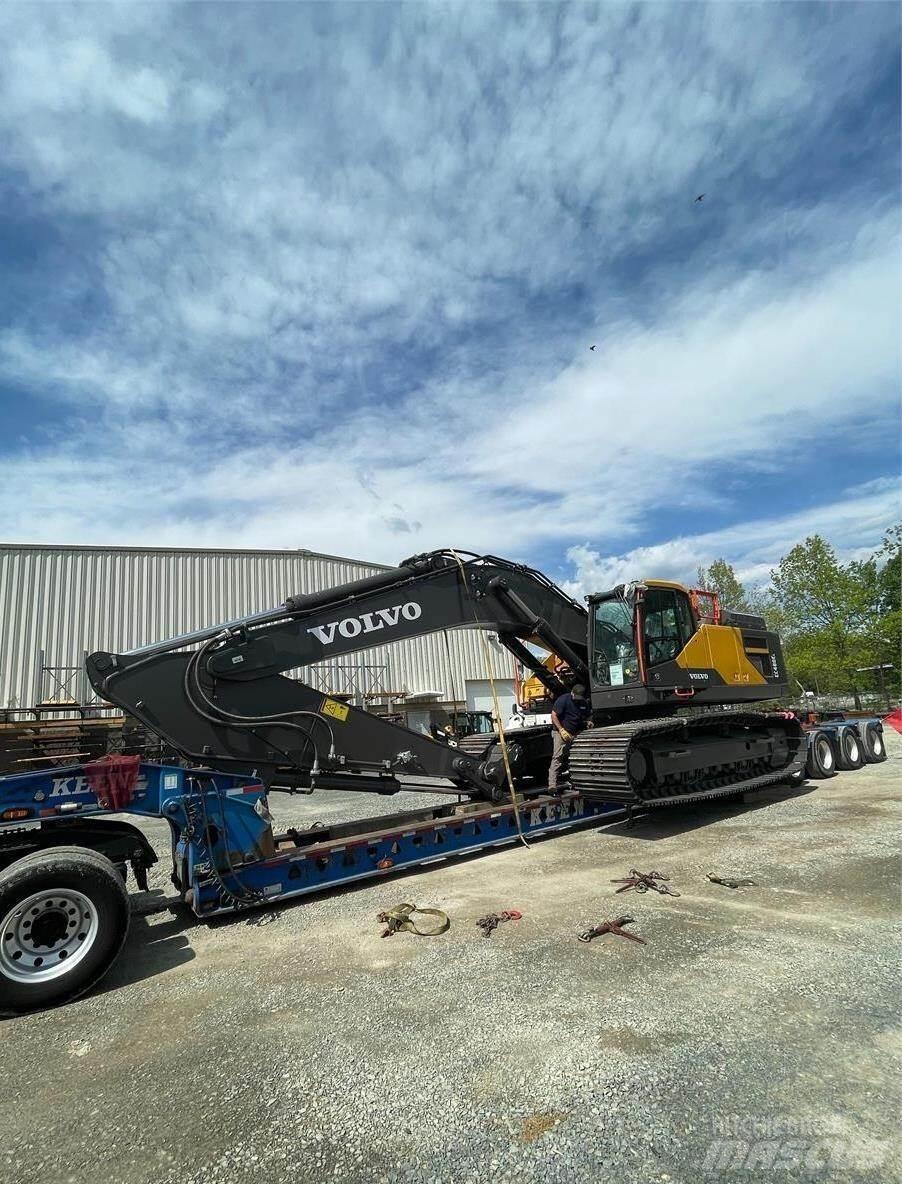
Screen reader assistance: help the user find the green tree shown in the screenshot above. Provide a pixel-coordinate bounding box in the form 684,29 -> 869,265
696,559 -> 749,611
769,534 -> 892,708
867,525 -> 902,703
876,525 -> 901,614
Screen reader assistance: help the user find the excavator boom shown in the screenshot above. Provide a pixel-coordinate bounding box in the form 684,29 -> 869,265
87,551 -> 589,798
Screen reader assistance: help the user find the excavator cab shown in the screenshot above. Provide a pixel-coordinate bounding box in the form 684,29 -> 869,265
449,710 -> 495,738
588,581 -> 785,710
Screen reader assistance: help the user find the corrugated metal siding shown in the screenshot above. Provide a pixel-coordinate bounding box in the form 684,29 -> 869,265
0,545 -> 514,708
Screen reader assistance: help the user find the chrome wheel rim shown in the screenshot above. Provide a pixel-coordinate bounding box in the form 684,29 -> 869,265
0,889 -> 99,984
817,738 -> 833,770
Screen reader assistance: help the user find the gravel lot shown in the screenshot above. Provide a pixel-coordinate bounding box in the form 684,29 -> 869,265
2,731 -> 900,1184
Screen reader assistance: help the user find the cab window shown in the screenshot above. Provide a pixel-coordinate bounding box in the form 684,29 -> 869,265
592,598 -> 639,686
644,588 -> 694,666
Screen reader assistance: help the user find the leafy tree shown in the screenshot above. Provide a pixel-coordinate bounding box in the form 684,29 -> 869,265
867,526 -> 902,702
876,525 -> 901,614
769,534 -> 895,708
696,559 -> 749,612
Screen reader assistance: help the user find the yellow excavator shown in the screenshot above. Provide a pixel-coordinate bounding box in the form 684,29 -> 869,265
463,574 -> 802,805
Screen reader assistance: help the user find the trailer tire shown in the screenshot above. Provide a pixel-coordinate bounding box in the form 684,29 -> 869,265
835,726 -> 865,771
0,846 -> 129,1017
805,731 -> 837,779
862,723 -> 887,763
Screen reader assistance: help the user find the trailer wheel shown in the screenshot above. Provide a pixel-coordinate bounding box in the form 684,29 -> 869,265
836,726 -> 865,771
805,731 -> 837,779
862,723 -> 887,764
0,846 -> 129,1016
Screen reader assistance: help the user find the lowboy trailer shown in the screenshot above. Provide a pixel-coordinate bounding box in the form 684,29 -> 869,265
0,757 -> 622,1015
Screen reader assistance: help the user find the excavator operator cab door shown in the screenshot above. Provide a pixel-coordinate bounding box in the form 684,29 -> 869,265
590,595 -> 642,690
642,586 -> 696,670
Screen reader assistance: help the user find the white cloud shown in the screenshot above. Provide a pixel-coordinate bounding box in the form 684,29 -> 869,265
9,38 -> 170,123
0,3 -> 898,572
563,479 -> 902,598
460,213 -> 900,501
0,203 -> 898,564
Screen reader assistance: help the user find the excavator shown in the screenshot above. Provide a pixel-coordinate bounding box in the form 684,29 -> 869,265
86,549 -> 805,808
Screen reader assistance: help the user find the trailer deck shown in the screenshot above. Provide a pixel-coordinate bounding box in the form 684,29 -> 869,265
0,759 -> 628,1010
0,762 -> 622,918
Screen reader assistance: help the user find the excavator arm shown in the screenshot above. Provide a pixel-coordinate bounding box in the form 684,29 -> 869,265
86,550 -> 588,799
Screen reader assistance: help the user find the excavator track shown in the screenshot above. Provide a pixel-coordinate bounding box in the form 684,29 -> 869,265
455,729 -> 552,790
568,711 -> 806,806
456,733 -> 500,760
458,711 -> 805,807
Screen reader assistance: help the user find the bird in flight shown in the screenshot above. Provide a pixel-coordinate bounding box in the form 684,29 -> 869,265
695,193 -> 705,202
589,345 -> 596,351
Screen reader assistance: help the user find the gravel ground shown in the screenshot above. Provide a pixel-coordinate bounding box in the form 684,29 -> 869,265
2,731 -> 900,1184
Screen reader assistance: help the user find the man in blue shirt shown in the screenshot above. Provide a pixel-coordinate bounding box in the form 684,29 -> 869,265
548,683 -> 593,792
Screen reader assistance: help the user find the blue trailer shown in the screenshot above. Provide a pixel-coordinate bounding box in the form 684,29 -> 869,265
0,758 -> 622,1016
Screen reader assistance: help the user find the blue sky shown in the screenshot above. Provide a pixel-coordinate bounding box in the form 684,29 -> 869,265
0,2 -> 899,594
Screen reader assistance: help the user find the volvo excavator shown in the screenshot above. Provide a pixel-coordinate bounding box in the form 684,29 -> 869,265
86,549 -> 805,808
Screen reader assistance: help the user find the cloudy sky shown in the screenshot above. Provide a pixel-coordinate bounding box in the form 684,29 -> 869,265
0,2 -> 899,593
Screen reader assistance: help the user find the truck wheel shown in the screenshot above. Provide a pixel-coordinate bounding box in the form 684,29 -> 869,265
862,723 -> 887,763
835,726 -> 865,770
805,731 -> 837,779
0,846 -> 130,1016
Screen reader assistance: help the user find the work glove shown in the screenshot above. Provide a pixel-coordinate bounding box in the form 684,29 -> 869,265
558,728 -> 574,743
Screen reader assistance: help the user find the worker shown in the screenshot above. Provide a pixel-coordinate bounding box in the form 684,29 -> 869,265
549,682 -> 592,791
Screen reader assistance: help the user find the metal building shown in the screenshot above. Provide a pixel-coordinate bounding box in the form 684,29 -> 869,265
0,543 -> 517,717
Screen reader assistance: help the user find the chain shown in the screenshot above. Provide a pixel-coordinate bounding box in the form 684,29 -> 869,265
611,868 -> 680,896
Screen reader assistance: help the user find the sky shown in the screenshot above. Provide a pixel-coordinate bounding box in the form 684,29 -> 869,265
0,2 -> 899,596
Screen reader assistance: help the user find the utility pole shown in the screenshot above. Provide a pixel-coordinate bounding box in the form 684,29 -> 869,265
855,664 -> 895,713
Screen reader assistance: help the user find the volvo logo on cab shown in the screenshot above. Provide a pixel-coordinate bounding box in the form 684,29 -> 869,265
306,601 -> 423,646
